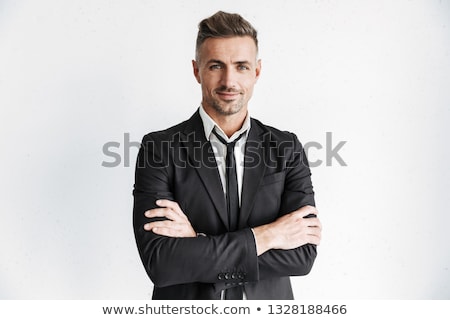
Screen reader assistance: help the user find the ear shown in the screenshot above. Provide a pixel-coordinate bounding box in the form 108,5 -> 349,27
255,59 -> 262,82
192,60 -> 201,84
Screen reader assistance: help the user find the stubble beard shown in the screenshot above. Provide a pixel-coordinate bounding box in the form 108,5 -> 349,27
208,94 -> 245,116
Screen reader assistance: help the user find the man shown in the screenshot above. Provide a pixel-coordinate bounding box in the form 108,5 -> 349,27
133,11 -> 322,300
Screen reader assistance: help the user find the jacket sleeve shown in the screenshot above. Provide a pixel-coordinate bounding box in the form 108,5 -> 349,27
133,133 -> 259,288
256,133 -> 318,280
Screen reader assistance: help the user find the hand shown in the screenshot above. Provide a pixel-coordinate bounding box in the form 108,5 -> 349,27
143,199 -> 196,238
253,205 -> 322,256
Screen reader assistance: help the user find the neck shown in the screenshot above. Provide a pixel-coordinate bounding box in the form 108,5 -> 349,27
217,114 -> 247,137
203,106 -> 248,138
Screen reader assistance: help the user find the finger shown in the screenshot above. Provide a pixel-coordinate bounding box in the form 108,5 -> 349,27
289,208 -> 318,221
298,205 -> 318,217
145,208 -> 180,221
144,208 -> 168,218
307,232 -> 322,245
146,223 -> 194,238
315,219 -> 322,230
156,199 -> 185,217
151,226 -> 184,237
308,235 -> 321,245
144,220 -> 182,230
301,205 -> 318,215
305,217 -> 322,229
307,226 -> 322,237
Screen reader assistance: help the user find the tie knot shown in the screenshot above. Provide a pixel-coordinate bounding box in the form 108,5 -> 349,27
212,129 -> 246,149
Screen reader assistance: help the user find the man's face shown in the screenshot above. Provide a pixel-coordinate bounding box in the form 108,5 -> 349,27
193,36 -> 261,117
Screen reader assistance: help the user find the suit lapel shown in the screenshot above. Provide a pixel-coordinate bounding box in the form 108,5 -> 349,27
181,111 -> 229,229
239,120 -> 269,227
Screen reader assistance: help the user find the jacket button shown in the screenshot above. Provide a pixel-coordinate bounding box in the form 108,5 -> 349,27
218,273 -> 224,280
224,272 -> 231,280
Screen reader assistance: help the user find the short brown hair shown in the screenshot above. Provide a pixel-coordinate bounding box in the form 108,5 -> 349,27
195,11 -> 258,61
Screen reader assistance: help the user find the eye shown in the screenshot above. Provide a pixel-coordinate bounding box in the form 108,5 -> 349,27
238,64 -> 250,71
209,64 -> 222,70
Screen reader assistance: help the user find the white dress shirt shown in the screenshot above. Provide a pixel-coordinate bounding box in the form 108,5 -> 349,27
199,105 -> 251,205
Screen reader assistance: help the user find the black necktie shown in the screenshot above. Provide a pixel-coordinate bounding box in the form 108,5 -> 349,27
212,129 -> 246,300
212,129 -> 246,231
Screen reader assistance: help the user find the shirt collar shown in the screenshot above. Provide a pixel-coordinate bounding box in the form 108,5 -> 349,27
199,105 -> 251,142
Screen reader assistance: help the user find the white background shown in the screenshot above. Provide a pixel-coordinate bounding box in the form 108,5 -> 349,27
1,0 -> 449,299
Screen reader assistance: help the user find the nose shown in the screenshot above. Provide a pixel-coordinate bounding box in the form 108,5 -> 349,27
220,67 -> 237,89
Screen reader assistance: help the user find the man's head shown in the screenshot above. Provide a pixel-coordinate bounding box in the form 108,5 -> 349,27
193,11 -> 261,121
195,11 -> 258,62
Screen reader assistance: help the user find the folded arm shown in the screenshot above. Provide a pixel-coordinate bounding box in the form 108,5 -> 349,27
254,134 -> 321,279
133,134 -> 259,288
133,132 -> 321,288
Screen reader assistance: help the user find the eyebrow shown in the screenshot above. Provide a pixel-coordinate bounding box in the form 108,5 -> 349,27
206,59 -> 251,65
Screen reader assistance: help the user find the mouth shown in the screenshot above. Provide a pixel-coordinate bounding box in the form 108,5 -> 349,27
216,91 -> 241,100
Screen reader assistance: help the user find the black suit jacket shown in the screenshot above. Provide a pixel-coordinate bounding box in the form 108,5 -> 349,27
133,110 -> 317,299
